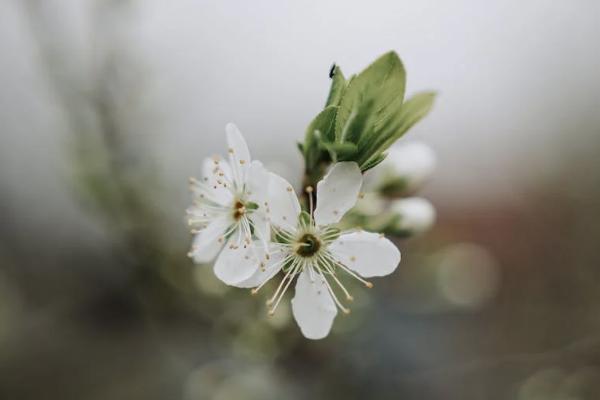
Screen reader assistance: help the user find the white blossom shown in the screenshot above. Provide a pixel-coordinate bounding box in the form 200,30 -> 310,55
230,162 -> 401,340
374,141 -> 436,193
187,123 -> 271,286
389,197 -> 436,234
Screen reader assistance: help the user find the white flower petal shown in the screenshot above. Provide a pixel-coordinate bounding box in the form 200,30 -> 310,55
225,123 -> 251,184
329,231 -> 401,278
213,238 -> 260,286
268,172 -> 301,229
237,246 -> 285,288
390,197 -> 436,234
246,160 -> 270,206
380,142 -> 436,190
314,162 -> 362,226
201,158 -> 234,206
190,216 -> 231,263
249,213 -> 270,245
291,269 -> 338,340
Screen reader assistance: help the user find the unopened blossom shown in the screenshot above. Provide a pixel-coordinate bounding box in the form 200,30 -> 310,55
389,197 -> 436,235
187,123 -> 271,285
222,162 -> 401,339
374,141 -> 436,195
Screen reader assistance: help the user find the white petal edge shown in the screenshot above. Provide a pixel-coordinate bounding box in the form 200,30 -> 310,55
213,238 -> 260,287
236,245 -> 285,288
225,123 -> 251,185
314,162 -> 362,226
329,231 -> 401,278
190,216 -> 231,263
291,269 -> 338,340
267,172 -> 301,230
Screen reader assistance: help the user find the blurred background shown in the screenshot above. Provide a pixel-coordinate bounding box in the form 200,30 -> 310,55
1,0 -> 600,399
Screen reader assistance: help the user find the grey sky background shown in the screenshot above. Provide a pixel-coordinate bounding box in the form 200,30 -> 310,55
1,0 -> 599,236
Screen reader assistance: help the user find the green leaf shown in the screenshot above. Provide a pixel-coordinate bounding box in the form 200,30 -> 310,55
306,106 -> 337,144
390,91 -> 436,139
359,91 -> 435,166
335,52 -> 406,140
360,153 -> 386,172
303,106 -> 337,169
302,51 -> 435,181
325,66 -> 346,107
339,97 -> 375,145
321,142 -> 358,161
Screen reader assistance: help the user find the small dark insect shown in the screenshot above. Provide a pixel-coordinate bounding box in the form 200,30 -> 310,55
329,63 -> 336,78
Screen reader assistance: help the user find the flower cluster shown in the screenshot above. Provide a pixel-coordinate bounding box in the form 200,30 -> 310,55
187,51 -> 436,339
188,126 -> 400,339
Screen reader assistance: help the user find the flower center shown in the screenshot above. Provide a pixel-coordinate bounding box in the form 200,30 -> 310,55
232,200 -> 246,220
295,233 -> 321,258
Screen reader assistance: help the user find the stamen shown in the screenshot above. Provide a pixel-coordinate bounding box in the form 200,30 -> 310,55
314,266 -> 350,314
268,262 -> 300,315
318,254 -> 354,301
265,259 -> 298,305
272,226 -> 297,242
322,251 -> 373,288
250,253 -> 294,295
306,186 -> 314,220
227,148 -> 242,190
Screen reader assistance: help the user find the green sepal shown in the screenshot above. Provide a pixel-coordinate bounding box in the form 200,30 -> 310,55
377,177 -> 409,197
272,228 -> 293,244
245,201 -> 259,211
298,210 -> 312,227
321,226 -> 341,243
378,213 -> 414,238
384,227 -> 413,239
